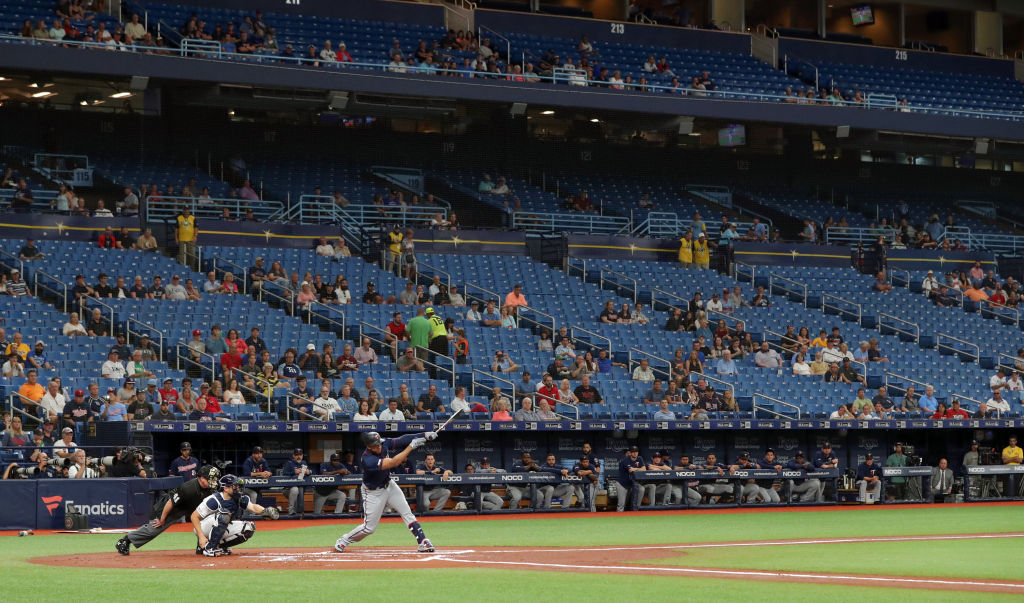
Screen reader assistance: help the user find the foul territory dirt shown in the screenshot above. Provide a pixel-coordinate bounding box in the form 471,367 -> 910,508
30,537 -> 1024,594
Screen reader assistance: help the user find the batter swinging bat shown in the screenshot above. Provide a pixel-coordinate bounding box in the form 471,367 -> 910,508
435,409 -> 465,434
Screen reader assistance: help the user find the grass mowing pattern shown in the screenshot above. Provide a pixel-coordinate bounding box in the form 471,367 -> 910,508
3,505 -> 1021,602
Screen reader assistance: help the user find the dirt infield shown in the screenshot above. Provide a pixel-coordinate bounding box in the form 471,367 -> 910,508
30,534 -> 1024,594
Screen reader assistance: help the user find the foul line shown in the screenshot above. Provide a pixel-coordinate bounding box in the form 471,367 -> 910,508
478,532 -> 1024,554
442,558 -> 1024,590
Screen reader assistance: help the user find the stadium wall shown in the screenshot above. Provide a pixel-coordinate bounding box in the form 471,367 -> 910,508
141,0 -> 445,25
0,477 -> 182,530
778,37 -> 1014,77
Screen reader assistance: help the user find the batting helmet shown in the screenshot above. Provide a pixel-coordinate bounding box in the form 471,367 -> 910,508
362,431 -> 383,447
219,474 -> 239,489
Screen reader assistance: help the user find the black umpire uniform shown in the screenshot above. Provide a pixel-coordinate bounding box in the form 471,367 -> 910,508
116,465 -> 219,554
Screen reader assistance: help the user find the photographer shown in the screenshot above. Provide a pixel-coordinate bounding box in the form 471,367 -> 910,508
3,452 -> 58,479
109,446 -> 148,477
68,449 -> 102,479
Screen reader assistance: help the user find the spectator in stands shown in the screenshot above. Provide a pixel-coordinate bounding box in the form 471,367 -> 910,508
599,300 -> 620,323
921,270 -> 940,297
872,270 -> 893,294
930,401 -> 949,420
100,390 -> 128,421
395,348 -> 424,373
715,350 -> 737,376
18,238 -> 42,262
643,380 -> 667,406
945,399 -> 969,419
491,350 -> 519,374
917,385 -> 938,414
754,342 -> 781,368
276,349 -> 301,383
632,358 -> 655,382
985,390 -> 1010,416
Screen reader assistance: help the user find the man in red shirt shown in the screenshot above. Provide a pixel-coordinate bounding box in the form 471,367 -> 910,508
220,347 -> 242,382
336,41 -> 353,62
536,373 -> 560,407
198,382 -> 222,414
337,343 -> 359,371
385,311 -> 407,361
989,288 -> 1006,306
946,399 -> 969,419
158,377 -> 179,406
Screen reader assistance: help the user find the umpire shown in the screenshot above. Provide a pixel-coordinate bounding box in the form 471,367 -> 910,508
115,465 -> 220,555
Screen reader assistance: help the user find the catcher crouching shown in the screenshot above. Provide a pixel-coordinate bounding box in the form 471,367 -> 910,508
191,474 -> 279,557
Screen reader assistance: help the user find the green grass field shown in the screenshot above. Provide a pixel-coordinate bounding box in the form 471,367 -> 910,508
5,505 -> 1023,602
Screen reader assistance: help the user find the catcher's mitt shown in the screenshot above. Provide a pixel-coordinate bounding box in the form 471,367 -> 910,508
262,506 -> 280,520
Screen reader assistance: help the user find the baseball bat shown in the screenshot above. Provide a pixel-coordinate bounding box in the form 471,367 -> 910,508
435,408 -> 465,434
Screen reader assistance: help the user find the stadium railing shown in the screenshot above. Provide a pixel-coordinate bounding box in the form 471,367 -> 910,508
752,392 -> 801,419
3,34 -> 1024,122
512,211 -> 630,235
144,196 -> 284,222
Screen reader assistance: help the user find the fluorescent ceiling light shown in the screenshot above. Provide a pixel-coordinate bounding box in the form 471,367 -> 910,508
31,91 -> 54,98
590,118 -> 599,123
540,110 -> 554,115
109,91 -> 132,98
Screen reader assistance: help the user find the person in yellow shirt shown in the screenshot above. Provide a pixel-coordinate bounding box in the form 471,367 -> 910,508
18,368 -> 46,416
175,207 -> 197,264
386,224 -> 403,275
693,233 -> 710,269
677,231 -> 693,268
1003,435 -> 1022,465
810,330 -> 830,349
5,332 -> 29,360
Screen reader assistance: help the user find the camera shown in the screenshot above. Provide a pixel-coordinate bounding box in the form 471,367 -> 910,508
979,447 -> 1000,465
906,455 -> 923,467
14,466 -> 40,477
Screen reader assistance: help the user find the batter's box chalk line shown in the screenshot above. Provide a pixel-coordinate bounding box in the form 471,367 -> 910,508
254,549 -> 477,563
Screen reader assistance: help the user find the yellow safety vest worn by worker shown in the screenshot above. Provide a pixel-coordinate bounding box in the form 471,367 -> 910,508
177,214 -> 196,242
677,238 -> 692,263
693,240 -> 709,265
388,231 -> 403,256
429,315 -> 447,339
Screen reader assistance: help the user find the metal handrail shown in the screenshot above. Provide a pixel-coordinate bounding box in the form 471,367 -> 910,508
8,391 -> 43,425
600,269 -> 638,305
413,345 -> 456,387
470,369 -> 516,412
5,34 -> 1024,122
752,393 -> 801,419
464,282 -> 501,307
417,260 -> 451,293
979,299 -> 1020,326
649,286 -> 688,314
477,24 -> 510,63
259,281 -> 296,315
175,342 -> 217,378
284,391 -> 321,421
936,333 -> 980,363
569,325 -> 612,355
884,371 -> 935,397
693,371 -> 735,395
770,272 -> 808,306
566,258 -> 586,282
887,267 -> 911,289
306,301 -> 346,338
628,348 -> 672,382
79,295 -> 116,336
143,195 -> 283,222
877,312 -> 920,342
822,292 -> 862,324
733,261 -> 755,284
33,270 -> 68,312
513,211 -> 630,234
126,317 -> 164,362
825,226 -> 897,246
231,367 -> 273,413
705,307 -> 744,336
0,248 -> 25,277
517,306 -> 555,336
996,352 -> 1024,373
212,256 -> 249,295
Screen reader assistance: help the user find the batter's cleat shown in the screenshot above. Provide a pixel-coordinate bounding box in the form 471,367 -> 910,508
417,539 -> 435,553
202,546 -> 225,557
115,538 -> 130,556
334,539 -> 347,553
